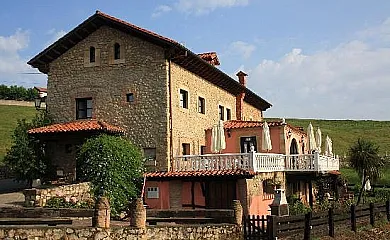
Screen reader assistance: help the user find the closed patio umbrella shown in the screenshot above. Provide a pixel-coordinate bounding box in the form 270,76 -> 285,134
307,123 -> 317,153
262,121 -> 272,151
324,135 -> 333,156
211,120 -> 226,153
316,127 -> 322,153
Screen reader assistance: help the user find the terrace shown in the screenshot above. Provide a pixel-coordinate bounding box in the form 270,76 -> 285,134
172,152 -> 339,173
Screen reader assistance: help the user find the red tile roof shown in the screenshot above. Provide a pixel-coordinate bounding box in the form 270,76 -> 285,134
28,120 -> 124,135
145,169 -> 255,179
197,52 -> 220,66
223,120 -> 285,129
34,87 -> 47,93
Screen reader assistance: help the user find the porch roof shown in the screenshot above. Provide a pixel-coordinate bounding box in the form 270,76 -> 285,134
145,169 -> 255,180
28,119 -> 125,135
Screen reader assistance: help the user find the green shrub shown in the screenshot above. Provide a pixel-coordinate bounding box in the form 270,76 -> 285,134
45,196 -> 94,209
77,134 -> 144,216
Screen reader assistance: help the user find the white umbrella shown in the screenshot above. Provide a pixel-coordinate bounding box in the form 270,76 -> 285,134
324,135 -> 333,156
211,120 -> 226,153
262,121 -> 272,151
307,123 -> 317,153
316,127 -> 322,153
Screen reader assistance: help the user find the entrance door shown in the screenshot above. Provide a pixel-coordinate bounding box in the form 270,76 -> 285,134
240,136 -> 257,153
206,180 -> 237,209
290,138 -> 298,154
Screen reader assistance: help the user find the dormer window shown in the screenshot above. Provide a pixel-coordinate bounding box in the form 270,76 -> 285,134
114,43 -> 121,60
89,47 -> 96,63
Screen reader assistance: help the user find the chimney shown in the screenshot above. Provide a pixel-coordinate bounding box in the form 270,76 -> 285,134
235,71 -> 248,121
236,71 -> 248,87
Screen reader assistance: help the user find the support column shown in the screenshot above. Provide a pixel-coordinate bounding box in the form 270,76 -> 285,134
130,198 -> 146,228
232,200 -> 243,225
92,196 -> 110,228
309,180 -> 314,209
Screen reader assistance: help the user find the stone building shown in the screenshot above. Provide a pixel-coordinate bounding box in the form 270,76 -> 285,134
28,11 -> 339,215
28,11 -> 271,178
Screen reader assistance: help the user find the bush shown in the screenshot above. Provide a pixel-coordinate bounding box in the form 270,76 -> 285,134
0,84 -> 38,101
77,134 -> 144,216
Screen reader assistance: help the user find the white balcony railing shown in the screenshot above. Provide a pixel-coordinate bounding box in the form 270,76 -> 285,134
172,152 -> 339,173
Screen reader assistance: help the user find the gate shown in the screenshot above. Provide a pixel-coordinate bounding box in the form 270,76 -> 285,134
243,215 -> 268,240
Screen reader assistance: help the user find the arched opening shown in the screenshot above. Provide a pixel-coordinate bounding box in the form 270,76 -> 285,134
114,43 -> 120,59
89,46 -> 96,63
289,138 -> 298,154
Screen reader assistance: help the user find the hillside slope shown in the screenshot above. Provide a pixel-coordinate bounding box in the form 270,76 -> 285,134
0,105 -> 36,162
272,118 -> 390,156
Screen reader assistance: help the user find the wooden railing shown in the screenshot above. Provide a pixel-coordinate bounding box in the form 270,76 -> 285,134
172,152 -> 339,173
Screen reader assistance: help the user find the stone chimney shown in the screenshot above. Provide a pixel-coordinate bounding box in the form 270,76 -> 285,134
236,71 -> 248,87
236,71 -> 248,120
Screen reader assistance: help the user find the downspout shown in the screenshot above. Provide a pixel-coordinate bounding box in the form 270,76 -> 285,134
168,58 -> 174,171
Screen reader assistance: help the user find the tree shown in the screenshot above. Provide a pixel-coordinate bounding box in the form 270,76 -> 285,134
349,138 -> 385,205
77,134 -> 144,216
4,111 -> 52,186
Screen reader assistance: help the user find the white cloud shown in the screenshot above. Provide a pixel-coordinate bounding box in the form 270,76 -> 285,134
154,0 -> 249,16
248,20 -> 390,120
226,41 -> 256,59
45,29 -> 66,47
152,5 -> 172,18
0,30 -> 46,87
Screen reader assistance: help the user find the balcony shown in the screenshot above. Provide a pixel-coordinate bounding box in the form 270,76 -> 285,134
172,152 -> 339,173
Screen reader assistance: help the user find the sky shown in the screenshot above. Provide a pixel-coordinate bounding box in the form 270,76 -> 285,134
1,0 -> 390,120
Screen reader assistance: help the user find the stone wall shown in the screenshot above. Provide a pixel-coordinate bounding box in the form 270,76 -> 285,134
0,224 -> 242,240
48,26 -> 170,171
23,182 -> 91,207
242,101 -> 262,121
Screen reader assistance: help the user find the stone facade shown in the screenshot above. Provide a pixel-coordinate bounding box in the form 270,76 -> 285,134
23,182 -> 91,207
0,225 -> 242,240
47,26 -> 170,171
170,63 -> 262,156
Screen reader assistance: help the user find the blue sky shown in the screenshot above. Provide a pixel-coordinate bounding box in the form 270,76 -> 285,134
1,1 -> 390,120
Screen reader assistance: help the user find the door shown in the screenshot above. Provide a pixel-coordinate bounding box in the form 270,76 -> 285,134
240,136 -> 257,153
206,180 -> 237,209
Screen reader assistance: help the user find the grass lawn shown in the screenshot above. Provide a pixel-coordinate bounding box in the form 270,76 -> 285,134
340,167 -> 390,186
267,118 -> 390,156
0,105 -> 36,163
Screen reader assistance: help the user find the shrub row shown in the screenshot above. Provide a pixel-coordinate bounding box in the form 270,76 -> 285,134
0,85 -> 38,101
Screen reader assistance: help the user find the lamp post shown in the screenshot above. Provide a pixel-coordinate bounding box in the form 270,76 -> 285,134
34,96 -> 47,111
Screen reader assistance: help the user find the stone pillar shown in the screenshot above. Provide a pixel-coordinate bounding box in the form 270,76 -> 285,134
92,196 -> 110,228
130,198 -> 146,228
232,200 -> 243,226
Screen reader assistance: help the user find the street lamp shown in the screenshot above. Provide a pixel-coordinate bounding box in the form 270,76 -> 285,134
35,96 -> 47,111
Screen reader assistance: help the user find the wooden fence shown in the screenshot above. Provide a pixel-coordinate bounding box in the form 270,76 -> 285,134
244,200 -> 390,240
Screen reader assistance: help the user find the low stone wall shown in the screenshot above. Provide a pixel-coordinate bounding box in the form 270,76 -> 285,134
0,224 -> 242,240
23,182 -> 92,207
0,207 -> 93,218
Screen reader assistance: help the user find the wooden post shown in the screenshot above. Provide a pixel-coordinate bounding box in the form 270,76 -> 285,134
328,207 -> 335,237
386,200 -> 390,222
243,215 -> 247,238
267,215 -> 277,240
191,181 -> 195,209
308,180 -> 314,209
370,202 -> 375,226
248,215 -> 252,237
351,204 -> 356,232
304,212 -> 312,240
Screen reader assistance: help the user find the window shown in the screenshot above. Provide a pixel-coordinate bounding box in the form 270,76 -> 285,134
126,93 -> 134,103
114,43 -> 120,60
182,143 -> 190,155
198,97 -> 205,114
143,148 -> 156,161
76,98 -> 92,119
200,146 -> 206,155
179,89 -> 188,109
218,105 -> 224,120
226,108 -> 231,120
147,187 -> 159,199
89,47 -> 96,63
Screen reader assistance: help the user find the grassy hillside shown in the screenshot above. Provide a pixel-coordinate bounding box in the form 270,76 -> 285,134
267,118 -> 390,156
0,105 -> 36,162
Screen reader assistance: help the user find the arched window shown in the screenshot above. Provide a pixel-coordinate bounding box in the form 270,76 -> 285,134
89,46 -> 96,63
114,43 -> 120,60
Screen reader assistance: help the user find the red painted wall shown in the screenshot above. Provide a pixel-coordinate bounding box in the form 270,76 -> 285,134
144,181 -> 170,209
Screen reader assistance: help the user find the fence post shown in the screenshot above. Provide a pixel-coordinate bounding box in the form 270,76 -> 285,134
370,202 -> 375,226
328,207 -> 334,237
267,215 -> 277,240
386,200 -> 390,222
350,204 -> 356,232
304,212 -> 312,240
243,215 -> 247,239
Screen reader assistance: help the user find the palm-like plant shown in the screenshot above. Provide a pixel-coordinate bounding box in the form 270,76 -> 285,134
349,138 -> 384,205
